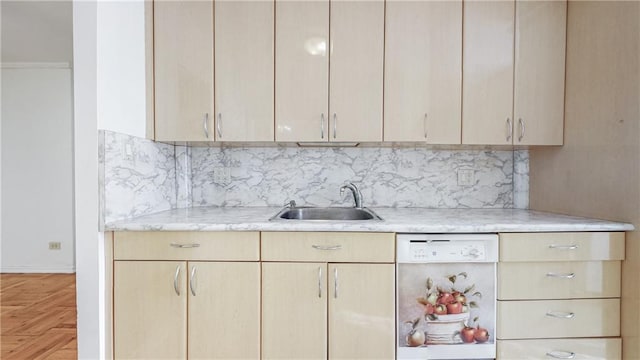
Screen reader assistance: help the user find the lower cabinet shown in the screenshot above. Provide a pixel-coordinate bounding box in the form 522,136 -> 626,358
261,231 -> 396,360
112,232 -> 261,359
496,232 -> 624,360
262,262 -> 395,360
497,338 -> 622,359
114,261 -> 187,359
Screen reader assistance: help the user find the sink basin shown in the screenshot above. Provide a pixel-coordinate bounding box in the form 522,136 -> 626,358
270,207 -> 383,221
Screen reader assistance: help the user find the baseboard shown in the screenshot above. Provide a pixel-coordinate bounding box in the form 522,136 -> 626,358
1,265 -> 76,274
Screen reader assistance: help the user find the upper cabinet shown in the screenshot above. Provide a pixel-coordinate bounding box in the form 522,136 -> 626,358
329,1 -> 384,142
215,1 -> 274,142
462,0 -> 515,145
513,0 -> 566,145
150,0 -> 564,146
275,0 -> 329,142
384,0 -> 462,144
154,0 -> 214,142
463,0 -> 566,145
275,0 -> 384,142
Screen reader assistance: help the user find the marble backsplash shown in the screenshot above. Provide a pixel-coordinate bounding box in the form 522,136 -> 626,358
99,131 -> 177,224
99,130 -> 529,223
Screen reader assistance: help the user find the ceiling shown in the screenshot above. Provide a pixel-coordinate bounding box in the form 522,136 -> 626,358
1,1 -> 73,63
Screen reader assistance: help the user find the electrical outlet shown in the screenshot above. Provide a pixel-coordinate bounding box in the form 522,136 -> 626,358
49,242 -> 61,250
213,167 -> 231,185
122,143 -> 134,162
457,169 -> 475,186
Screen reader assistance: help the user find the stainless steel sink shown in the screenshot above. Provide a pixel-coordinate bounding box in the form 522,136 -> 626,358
270,207 -> 383,221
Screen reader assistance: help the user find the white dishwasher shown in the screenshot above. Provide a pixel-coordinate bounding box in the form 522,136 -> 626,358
396,234 -> 498,360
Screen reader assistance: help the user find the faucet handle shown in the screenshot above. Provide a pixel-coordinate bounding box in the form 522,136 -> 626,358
284,200 -> 297,208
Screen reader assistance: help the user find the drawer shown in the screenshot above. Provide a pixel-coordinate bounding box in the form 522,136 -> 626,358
114,231 -> 260,261
261,232 -> 394,263
499,232 -> 624,262
498,338 -> 621,360
497,299 -> 620,339
498,261 -> 621,300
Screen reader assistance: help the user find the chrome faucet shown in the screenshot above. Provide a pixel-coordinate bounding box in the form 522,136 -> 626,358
340,182 -> 363,209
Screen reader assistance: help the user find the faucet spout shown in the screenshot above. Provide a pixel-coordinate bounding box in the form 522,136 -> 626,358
340,182 -> 363,209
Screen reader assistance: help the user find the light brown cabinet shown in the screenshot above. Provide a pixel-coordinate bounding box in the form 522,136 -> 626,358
463,0 -> 566,145
496,232 -> 624,359
261,232 -> 395,360
113,232 -> 260,359
513,0 -> 566,145
114,261 -> 187,359
384,0 -> 462,143
214,0 -> 274,142
154,0 -> 214,142
275,0 -> 384,142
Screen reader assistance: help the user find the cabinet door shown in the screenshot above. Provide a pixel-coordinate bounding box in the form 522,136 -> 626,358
214,1 -> 274,142
328,264 -> 395,360
154,0 -> 214,142
329,0 -> 384,142
262,262 -> 327,359
114,261 -> 187,359
275,0 -> 329,142
384,0 -> 462,143
462,0 -> 515,145
188,262 -> 260,359
513,0 -> 566,145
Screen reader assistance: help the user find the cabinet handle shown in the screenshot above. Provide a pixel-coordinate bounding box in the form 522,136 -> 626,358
312,244 -> 342,251
189,265 -> 197,296
548,244 -> 578,250
423,113 -> 428,139
518,118 -> 525,142
173,265 -> 181,296
546,311 -> 575,319
321,113 -> 325,139
203,113 -> 210,139
506,117 -> 512,142
546,351 -> 576,359
334,267 -> 338,299
333,113 -> 337,139
546,272 -> 576,279
318,267 -> 323,298
170,243 -> 201,249
217,113 -> 222,139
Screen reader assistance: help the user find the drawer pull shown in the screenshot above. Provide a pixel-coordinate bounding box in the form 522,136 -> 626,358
170,243 -> 201,249
334,267 -> 339,299
173,265 -> 181,296
548,244 -> 578,250
546,272 -> 576,279
318,267 -> 323,298
312,245 -> 342,251
546,350 -> 576,359
189,266 -> 197,296
546,311 -> 575,319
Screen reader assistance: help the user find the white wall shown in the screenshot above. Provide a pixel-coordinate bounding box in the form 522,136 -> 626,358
73,0 -> 105,357
74,0 -> 149,358
96,0 -> 147,138
1,67 -> 75,273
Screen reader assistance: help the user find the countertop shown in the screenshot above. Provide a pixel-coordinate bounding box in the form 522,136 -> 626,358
104,207 -> 634,233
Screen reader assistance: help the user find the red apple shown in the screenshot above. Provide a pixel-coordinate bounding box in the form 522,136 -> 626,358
453,291 -> 467,304
460,326 -> 476,343
474,326 -> 490,343
446,301 -> 463,314
434,304 -> 448,315
437,292 -> 454,305
424,303 -> 435,315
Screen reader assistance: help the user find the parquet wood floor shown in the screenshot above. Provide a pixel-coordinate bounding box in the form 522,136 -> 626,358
1,274 -> 77,359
